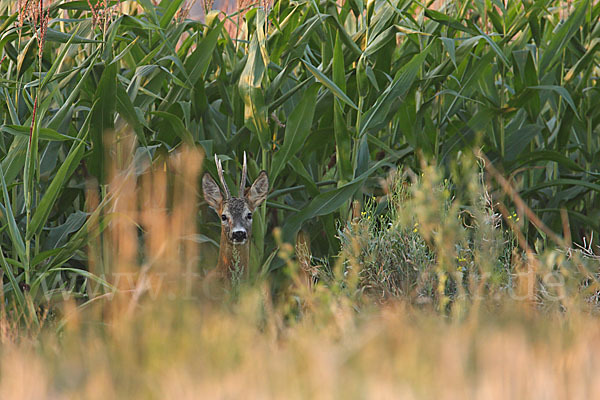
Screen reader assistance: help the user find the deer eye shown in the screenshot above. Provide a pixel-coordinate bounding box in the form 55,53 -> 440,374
246,212 -> 252,220
221,214 -> 228,222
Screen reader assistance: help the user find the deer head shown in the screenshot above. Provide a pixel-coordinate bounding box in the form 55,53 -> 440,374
202,153 -> 269,246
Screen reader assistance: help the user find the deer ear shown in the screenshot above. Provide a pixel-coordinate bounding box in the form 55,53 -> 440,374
246,171 -> 269,210
202,173 -> 223,211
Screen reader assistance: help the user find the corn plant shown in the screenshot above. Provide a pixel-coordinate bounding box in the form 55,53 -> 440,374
0,0 -> 598,320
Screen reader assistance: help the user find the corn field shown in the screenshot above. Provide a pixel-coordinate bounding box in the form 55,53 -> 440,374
0,0 -> 599,397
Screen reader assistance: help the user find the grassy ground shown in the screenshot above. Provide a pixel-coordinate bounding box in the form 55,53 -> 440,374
1,149 -> 599,399
1,0 -> 599,397
2,289 -> 600,399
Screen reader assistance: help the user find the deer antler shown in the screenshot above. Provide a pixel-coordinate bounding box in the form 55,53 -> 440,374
215,154 -> 231,199
239,151 -> 247,196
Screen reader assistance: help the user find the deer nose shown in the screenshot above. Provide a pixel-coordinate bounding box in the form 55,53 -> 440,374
231,230 -> 247,243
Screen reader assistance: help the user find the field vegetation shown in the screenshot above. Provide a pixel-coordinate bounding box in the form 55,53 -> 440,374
0,0 -> 599,397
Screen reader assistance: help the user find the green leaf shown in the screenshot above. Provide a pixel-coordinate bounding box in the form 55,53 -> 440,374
440,37 -> 456,67
137,0 -> 161,25
0,164 -> 26,262
565,38 -> 600,82
44,210 -> 88,250
47,49 -> 102,131
282,180 -> 363,244
539,0 -> 588,74
183,234 -> 219,247
366,136 -> 413,162
333,33 -> 352,184
261,247 -> 279,275
360,43 -> 432,136
151,111 -> 194,146
37,267 -> 116,292
510,150 -> 585,172
24,120 -> 39,231
239,34 -> 270,150
270,84 -> 319,182
504,124 -> 540,161
324,15 -> 362,57
0,248 -> 25,310
288,157 -> 319,196
424,9 -> 472,34
282,159 -> 388,243
40,25 -> 82,90
26,140 -> 86,241
528,85 -> 579,118
57,0 -> 119,10
30,248 -> 63,269
159,0 -> 187,29
1,136 -> 28,186
472,27 -> 510,67
88,62 -> 118,183
45,195 -> 116,273
301,59 -> 358,110
116,84 -> 148,147
1,125 -> 82,142
44,27 -> 101,44
102,14 -> 123,61
521,179 -> 600,197
364,26 -> 396,57
187,20 -> 224,85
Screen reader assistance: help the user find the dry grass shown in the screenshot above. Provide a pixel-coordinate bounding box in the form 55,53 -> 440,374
1,146 -> 600,399
2,296 -> 600,399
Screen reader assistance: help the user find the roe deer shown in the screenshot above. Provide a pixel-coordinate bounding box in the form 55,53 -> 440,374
202,153 -> 269,277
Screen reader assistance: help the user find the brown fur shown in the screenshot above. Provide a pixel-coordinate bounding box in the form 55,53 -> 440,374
203,161 -> 268,278
217,229 -> 250,278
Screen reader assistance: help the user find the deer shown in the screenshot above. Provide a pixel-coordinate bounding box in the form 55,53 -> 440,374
202,152 -> 269,278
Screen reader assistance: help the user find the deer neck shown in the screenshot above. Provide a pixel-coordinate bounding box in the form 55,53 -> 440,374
217,228 -> 250,277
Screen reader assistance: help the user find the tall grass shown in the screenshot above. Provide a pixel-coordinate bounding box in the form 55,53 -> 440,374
340,154 -> 599,313
0,146 -> 597,398
4,293 -> 600,398
0,0 -> 599,378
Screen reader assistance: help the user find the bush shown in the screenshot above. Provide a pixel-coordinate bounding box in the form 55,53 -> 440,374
339,155 -> 600,313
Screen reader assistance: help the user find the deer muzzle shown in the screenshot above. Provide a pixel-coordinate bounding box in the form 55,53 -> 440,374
231,229 -> 248,244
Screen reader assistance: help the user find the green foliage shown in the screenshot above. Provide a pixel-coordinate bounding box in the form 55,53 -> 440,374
339,192 -> 436,300
0,0 -> 599,321
339,159 -> 598,313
